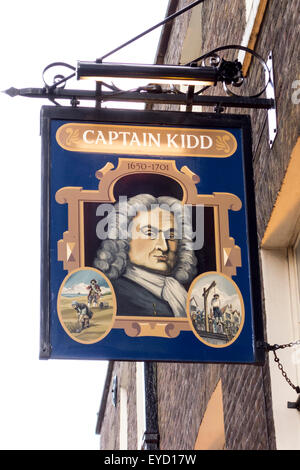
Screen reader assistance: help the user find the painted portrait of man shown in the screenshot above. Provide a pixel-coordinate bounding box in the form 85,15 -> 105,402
93,194 -> 198,317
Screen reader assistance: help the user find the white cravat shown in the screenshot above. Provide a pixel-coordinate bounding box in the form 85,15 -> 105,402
123,265 -> 187,317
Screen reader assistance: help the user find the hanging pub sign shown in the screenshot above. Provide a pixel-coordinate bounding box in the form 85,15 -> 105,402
40,106 -> 264,363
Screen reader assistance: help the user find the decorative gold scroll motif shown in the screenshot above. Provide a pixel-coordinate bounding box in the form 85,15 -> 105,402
113,318 -> 191,339
55,158 -> 242,339
56,123 -> 237,158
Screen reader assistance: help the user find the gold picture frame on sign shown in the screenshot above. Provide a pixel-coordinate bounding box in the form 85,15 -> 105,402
55,157 -> 242,339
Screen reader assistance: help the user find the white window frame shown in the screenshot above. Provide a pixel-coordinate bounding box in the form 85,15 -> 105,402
260,139 -> 300,450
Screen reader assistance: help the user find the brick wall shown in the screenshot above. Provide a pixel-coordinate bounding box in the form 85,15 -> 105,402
157,361 -> 274,450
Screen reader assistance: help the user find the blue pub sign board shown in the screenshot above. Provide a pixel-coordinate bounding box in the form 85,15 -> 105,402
40,106 -> 264,363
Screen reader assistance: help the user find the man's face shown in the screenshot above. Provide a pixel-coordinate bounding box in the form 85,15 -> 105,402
128,207 -> 178,274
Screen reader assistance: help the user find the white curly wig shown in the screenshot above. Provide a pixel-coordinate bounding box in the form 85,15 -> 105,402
94,194 -> 197,283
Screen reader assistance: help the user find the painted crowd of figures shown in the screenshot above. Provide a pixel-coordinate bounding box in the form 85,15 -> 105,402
191,302 -> 241,341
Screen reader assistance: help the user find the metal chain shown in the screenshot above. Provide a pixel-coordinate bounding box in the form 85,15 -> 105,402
265,340 -> 300,394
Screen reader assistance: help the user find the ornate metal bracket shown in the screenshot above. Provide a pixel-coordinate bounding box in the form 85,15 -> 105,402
3,46 -> 277,148
185,45 -> 277,149
4,46 -> 273,103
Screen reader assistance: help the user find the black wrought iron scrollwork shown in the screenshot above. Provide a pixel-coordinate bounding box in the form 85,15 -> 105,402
41,62 -> 77,106
42,62 -> 76,91
186,45 -> 271,99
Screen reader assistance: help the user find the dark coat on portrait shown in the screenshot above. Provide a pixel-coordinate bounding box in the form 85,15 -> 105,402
111,277 -> 174,317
